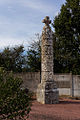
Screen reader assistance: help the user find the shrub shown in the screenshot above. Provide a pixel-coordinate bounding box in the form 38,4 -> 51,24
0,67 -> 32,120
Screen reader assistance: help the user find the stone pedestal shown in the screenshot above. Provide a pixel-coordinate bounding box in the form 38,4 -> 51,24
37,81 -> 59,104
37,16 -> 59,104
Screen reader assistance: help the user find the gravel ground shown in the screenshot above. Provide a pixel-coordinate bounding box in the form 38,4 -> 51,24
28,99 -> 80,120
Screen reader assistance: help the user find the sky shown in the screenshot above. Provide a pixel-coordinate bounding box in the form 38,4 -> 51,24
0,0 -> 66,49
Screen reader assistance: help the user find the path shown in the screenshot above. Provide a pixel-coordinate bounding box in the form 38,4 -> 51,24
28,99 -> 80,120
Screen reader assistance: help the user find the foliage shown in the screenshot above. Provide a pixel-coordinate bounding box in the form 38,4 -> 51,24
0,67 -> 32,120
53,0 -> 80,74
26,49 -> 41,72
0,45 -> 26,72
26,34 -> 41,72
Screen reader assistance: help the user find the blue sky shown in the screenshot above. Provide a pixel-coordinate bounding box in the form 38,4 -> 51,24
0,0 -> 65,49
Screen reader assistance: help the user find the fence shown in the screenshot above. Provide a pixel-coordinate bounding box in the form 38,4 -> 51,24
15,72 -> 80,97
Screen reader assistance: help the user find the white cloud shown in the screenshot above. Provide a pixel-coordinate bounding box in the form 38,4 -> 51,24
19,0 -> 55,14
0,0 -> 12,5
0,37 -> 29,49
0,0 -> 54,14
0,13 -> 41,50
0,0 -> 66,49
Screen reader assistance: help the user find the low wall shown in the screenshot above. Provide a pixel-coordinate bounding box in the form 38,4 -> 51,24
15,72 -> 80,97
54,74 -> 71,96
15,72 -> 40,92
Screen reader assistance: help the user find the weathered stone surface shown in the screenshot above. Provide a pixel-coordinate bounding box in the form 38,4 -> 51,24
41,62 -> 53,72
37,16 -> 59,104
41,71 -> 53,82
41,45 -> 53,55
42,38 -> 53,46
37,81 -> 59,104
42,55 -> 53,62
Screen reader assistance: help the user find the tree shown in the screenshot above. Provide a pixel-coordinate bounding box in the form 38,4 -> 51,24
26,49 -> 41,72
26,34 -> 41,72
53,0 -> 80,74
0,67 -> 31,120
0,46 -> 26,72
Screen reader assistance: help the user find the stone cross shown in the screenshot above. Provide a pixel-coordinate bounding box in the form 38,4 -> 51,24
37,16 -> 59,104
42,16 -> 51,26
41,16 -> 53,83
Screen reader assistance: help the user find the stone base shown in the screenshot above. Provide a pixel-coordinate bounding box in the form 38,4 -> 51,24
37,80 -> 59,104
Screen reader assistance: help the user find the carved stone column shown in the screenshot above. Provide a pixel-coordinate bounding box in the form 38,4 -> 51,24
37,16 -> 59,104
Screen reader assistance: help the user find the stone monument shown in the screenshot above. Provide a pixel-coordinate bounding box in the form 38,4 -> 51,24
37,16 -> 59,104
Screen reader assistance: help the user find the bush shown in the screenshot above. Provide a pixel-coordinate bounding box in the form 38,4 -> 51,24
0,67 -> 32,120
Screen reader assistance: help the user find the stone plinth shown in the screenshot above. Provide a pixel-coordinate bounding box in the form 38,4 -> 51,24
37,16 -> 59,104
37,81 -> 59,104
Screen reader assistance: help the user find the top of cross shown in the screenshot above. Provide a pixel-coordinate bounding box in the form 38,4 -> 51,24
42,16 -> 51,26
